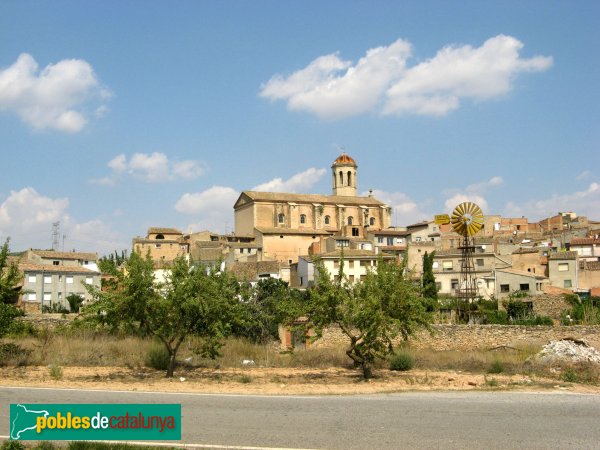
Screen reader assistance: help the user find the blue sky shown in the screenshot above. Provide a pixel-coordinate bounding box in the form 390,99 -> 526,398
0,1 -> 598,255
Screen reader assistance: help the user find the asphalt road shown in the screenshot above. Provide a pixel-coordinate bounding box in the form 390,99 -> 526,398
2,387 -> 600,449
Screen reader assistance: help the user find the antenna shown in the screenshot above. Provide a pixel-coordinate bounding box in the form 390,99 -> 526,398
52,222 -> 60,251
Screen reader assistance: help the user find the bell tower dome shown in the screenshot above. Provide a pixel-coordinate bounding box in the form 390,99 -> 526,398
332,152 -> 357,197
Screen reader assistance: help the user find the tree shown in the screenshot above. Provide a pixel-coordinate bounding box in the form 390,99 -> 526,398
307,258 -> 431,379
97,250 -> 128,275
0,239 -> 22,305
421,251 -> 438,311
0,239 -> 24,338
85,252 -> 241,377
234,278 -> 307,343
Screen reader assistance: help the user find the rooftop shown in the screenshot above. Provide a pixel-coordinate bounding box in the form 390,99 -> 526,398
235,191 -> 386,208
548,251 -> 578,260
20,262 -> 99,274
147,227 -> 183,235
32,250 -> 98,261
332,152 -> 357,166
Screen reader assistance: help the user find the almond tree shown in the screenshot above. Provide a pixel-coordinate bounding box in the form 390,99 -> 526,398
307,258 -> 430,379
85,252 -> 240,377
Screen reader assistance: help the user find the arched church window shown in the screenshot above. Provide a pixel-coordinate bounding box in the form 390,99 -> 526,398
339,171 -> 343,185
347,171 -> 352,186
300,214 -> 306,224
324,215 -> 330,225
369,217 -> 375,226
347,216 -> 353,225
278,213 -> 285,224
156,234 -> 165,240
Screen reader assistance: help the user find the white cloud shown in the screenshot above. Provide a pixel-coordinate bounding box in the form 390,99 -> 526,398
384,35 -> 552,116
95,152 -> 205,184
365,189 -> 431,226
443,176 -> 503,213
445,194 -> 489,213
505,182 -> 600,220
175,186 -> 240,233
0,187 -> 125,254
0,53 -> 110,132
260,39 -> 410,119
252,168 -> 327,193
260,35 -> 552,119
576,170 -> 591,181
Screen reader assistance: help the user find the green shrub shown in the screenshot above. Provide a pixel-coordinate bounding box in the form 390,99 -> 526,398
488,360 -> 504,374
67,294 -> 85,313
562,367 -> 579,383
48,364 -> 63,380
42,302 -> 70,314
0,342 -> 31,366
389,352 -> 414,371
33,442 -> 56,450
483,310 -> 508,324
145,344 -> 170,370
1,441 -> 26,450
239,375 -> 252,383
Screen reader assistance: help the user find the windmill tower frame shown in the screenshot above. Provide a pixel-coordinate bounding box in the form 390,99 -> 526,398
450,202 -> 484,321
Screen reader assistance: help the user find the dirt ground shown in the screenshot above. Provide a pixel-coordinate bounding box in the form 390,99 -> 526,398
2,366 -> 600,395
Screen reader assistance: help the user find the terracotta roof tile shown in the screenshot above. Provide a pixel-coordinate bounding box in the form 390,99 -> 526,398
147,227 -> 183,235
239,191 -> 386,207
332,153 -> 357,166
33,250 -> 97,261
570,238 -> 600,246
549,251 -> 578,260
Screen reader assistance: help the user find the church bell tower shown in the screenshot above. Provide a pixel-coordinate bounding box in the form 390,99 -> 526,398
332,152 -> 357,197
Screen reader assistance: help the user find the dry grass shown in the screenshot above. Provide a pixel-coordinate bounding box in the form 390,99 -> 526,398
2,330 -> 600,385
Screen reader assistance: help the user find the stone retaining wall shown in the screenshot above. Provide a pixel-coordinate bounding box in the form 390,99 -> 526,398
16,313 -> 76,329
313,324 -> 600,351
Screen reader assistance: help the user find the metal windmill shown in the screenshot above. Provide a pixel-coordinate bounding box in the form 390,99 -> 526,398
450,202 -> 484,319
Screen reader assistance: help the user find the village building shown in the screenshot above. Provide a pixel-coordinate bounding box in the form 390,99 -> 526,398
233,153 -> 392,264
132,227 -> 189,262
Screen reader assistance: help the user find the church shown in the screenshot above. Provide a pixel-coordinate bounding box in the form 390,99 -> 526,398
233,153 -> 392,264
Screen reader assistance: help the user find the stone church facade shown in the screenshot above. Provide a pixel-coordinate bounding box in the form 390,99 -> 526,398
233,153 -> 391,263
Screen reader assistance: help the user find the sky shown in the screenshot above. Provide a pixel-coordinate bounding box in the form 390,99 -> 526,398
0,1 -> 598,255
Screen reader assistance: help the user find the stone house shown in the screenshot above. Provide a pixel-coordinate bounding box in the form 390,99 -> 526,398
494,268 -> 548,299
570,237 -> 600,262
18,250 -> 101,312
548,251 -> 578,291
132,227 -> 189,262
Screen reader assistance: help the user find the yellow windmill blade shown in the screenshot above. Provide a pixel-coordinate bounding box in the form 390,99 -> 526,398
450,202 -> 484,237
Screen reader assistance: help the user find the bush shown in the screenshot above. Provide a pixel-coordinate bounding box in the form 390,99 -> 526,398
0,342 -> 31,366
562,367 -> 579,383
1,441 -> 25,450
389,352 -> 414,371
42,302 -> 70,314
33,443 -> 56,450
67,294 -> 84,313
145,344 -> 170,370
488,360 -> 504,374
48,364 -> 63,380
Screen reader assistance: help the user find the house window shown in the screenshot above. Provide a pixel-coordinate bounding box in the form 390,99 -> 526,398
348,261 -> 354,269
44,276 -> 52,284
360,275 -> 366,281
334,261 -> 340,269
369,217 -> 375,226
43,293 -> 51,301
442,261 -> 453,271
476,259 -> 484,267
66,276 -> 74,284
500,284 -> 510,293
352,228 -> 359,236
349,275 -> 355,282
387,237 -> 394,246
58,275 -> 62,282
415,237 -> 422,242
28,293 -> 36,301
519,283 -> 530,291
85,277 -> 94,285
347,216 -> 353,225
155,244 -> 161,248
435,282 -> 442,290
338,240 -> 349,247
558,263 -> 569,272
28,275 -> 36,283
378,237 -> 384,244
53,261 -> 59,266
278,213 -> 285,224
58,292 -> 62,300
324,215 -> 330,225
564,280 -> 573,288
432,262 -> 439,269
300,214 -> 306,224
360,260 -> 373,267
451,279 -> 459,290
